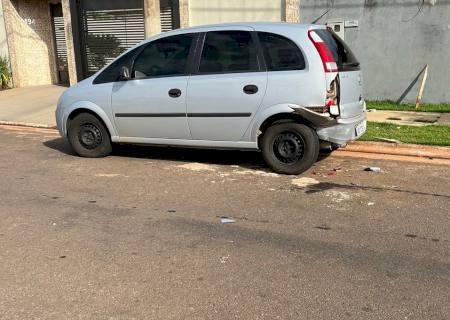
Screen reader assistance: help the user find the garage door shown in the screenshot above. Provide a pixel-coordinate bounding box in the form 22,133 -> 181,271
78,0 -> 146,77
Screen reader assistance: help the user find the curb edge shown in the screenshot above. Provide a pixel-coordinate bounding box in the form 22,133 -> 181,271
0,121 -> 57,130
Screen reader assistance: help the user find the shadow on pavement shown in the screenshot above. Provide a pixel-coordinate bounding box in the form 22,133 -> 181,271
43,137 -> 267,169
43,137 -> 77,156
304,181 -> 450,200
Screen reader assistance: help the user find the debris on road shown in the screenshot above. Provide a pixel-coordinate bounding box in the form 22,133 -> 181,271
220,217 -> 236,224
177,163 -> 216,171
291,177 -> 320,188
364,166 -> 381,172
94,173 -> 128,178
234,169 -> 279,177
326,190 -> 351,203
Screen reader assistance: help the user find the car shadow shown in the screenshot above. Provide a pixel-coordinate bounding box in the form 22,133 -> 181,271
43,137 -> 268,170
43,137 -> 77,156
303,181 -> 450,200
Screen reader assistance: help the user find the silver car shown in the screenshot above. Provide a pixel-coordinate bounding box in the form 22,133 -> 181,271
56,22 -> 366,174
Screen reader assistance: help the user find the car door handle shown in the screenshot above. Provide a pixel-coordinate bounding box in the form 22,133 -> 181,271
243,85 -> 258,94
168,88 -> 182,98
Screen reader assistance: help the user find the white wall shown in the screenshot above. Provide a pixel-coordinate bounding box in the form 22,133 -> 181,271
189,0 -> 283,26
0,0 -> 10,59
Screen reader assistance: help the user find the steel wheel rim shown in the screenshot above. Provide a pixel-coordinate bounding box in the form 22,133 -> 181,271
78,123 -> 102,150
272,131 -> 305,164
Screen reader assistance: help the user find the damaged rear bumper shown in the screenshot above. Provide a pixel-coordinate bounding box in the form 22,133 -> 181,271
316,112 -> 367,146
290,105 -> 367,146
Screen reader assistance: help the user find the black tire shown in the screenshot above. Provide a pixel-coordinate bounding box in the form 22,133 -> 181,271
67,113 -> 112,158
261,122 -> 319,175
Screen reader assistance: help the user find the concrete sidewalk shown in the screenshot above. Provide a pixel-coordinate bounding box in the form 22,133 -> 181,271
0,85 -> 66,126
367,110 -> 450,126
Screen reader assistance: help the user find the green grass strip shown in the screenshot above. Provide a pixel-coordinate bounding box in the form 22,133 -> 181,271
367,101 -> 450,113
361,122 -> 450,146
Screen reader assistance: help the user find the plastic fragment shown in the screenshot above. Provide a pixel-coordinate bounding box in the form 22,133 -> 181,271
220,217 -> 236,224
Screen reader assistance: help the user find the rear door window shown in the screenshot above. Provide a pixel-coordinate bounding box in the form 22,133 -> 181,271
198,31 -> 259,74
315,29 -> 360,72
132,33 -> 194,78
257,32 -> 305,71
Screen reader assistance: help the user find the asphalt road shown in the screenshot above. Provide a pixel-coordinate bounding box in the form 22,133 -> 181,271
0,125 -> 449,320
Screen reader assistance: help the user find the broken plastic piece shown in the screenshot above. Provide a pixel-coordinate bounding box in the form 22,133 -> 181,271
364,167 -> 381,172
220,217 -> 236,224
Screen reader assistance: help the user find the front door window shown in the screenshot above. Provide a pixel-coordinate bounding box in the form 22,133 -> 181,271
132,34 -> 194,79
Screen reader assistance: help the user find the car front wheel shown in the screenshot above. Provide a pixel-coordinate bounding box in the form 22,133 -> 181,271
261,122 -> 319,175
67,113 -> 112,158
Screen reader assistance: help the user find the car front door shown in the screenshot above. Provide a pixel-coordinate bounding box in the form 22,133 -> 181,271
111,33 -> 195,139
186,30 -> 267,141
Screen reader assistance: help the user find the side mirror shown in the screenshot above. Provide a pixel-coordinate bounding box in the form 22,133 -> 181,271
119,66 -> 130,80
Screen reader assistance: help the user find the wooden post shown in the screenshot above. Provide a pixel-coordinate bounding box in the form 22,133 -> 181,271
415,64 -> 428,110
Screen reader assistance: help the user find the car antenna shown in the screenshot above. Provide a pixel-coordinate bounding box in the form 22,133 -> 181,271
311,8 -> 331,24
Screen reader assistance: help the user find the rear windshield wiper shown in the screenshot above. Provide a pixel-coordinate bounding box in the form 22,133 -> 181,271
343,62 -> 360,67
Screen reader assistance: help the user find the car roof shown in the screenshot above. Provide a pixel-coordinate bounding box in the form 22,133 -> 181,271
146,22 -> 326,41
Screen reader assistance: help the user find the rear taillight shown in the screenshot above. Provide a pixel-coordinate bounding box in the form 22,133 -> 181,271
308,30 -> 338,73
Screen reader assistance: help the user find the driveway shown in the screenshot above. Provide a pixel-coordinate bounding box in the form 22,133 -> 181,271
0,85 -> 65,126
0,125 -> 449,319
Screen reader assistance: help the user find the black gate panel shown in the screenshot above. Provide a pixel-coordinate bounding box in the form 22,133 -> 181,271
160,0 -> 180,32
78,0 -> 145,77
51,3 -> 69,84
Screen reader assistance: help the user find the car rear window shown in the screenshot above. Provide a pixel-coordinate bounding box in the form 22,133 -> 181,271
257,32 -> 305,71
314,29 -> 360,72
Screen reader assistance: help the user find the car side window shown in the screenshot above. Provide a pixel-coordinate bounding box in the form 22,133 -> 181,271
257,32 -> 306,71
132,33 -> 194,79
198,31 -> 259,74
93,47 -> 141,84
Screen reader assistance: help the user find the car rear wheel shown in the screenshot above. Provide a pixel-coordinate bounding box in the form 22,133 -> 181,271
67,113 -> 112,158
261,122 -> 319,175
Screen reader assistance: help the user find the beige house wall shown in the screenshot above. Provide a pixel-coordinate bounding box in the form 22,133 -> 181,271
144,0 -> 161,37
61,0 -> 77,86
0,0 -> 9,59
179,0 -> 189,28
188,0 -> 283,26
2,0 -> 57,87
285,0 -> 300,23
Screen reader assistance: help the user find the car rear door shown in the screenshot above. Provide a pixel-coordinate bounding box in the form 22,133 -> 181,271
186,29 -> 267,141
111,33 -> 195,139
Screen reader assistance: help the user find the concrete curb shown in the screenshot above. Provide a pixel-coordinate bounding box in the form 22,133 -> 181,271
342,141 -> 450,160
0,121 -> 57,130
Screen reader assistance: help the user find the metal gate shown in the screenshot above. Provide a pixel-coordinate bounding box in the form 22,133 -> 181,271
78,0 -> 146,77
160,0 -> 180,32
51,3 -> 69,84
